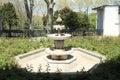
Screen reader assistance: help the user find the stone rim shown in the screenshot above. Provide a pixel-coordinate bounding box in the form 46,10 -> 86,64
47,34 -> 71,40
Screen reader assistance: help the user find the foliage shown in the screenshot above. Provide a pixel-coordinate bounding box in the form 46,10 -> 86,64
65,36 -> 120,80
54,7 -> 92,31
65,36 -> 120,60
0,36 -> 120,80
82,14 -> 90,30
88,13 -> 96,30
0,36 -> 120,67
12,0 -> 28,30
33,15 -> 44,29
24,0 -> 34,30
54,7 -> 72,25
44,0 -> 55,32
0,2 -> 18,30
0,0 -> 10,6
90,59 -> 120,80
42,14 -> 47,27
64,11 -> 79,30
55,0 -> 73,10
54,7 -> 80,30
0,67 -> 89,80
77,12 -> 90,30
0,38 -> 52,69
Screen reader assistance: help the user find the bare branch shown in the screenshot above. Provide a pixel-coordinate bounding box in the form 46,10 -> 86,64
44,0 -> 49,4
52,2 -> 55,8
51,0 -> 53,3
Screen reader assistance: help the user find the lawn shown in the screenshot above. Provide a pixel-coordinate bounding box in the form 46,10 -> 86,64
0,36 -> 120,80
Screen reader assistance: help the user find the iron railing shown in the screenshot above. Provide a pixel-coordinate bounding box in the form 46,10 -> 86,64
0,29 -> 100,37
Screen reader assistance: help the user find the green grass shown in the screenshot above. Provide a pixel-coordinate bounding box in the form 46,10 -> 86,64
0,38 -> 53,69
0,36 -> 120,80
65,36 -> 120,60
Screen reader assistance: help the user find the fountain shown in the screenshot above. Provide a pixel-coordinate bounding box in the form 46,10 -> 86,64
15,14 -> 106,73
46,14 -> 73,60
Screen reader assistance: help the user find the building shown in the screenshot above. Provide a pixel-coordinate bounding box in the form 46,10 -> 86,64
93,1 -> 120,36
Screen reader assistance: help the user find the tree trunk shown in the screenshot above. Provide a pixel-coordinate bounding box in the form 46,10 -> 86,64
44,0 -> 55,33
47,7 -> 53,33
24,0 -> 34,30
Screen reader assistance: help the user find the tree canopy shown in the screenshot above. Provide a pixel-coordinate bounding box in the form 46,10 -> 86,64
54,7 -> 93,31
0,2 -> 18,30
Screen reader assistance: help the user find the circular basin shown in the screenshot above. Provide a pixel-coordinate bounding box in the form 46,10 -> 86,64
47,34 -> 71,40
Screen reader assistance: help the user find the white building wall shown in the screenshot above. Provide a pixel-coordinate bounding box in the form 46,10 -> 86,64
103,6 -> 119,36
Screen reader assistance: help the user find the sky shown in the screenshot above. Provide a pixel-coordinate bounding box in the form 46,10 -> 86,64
27,0 -> 119,16
33,0 -> 104,16
33,0 -> 81,16
1,0 -> 118,16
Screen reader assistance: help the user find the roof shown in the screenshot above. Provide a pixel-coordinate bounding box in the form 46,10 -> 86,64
111,1 -> 120,5
93,1 -> 120,10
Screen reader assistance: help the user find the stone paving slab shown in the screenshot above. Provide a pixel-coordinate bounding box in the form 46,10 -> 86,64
15,48 -> 106,73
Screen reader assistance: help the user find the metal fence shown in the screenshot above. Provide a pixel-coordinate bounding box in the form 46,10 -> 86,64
0,29 -> 98,37
0,30 -> 47,37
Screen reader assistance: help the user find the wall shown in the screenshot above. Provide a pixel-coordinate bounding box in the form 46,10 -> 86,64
103,6 -> 119,36
96,8 -> 104,35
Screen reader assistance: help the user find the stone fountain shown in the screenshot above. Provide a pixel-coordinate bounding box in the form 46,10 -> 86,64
15,14 -> 106,73
46,14 -> 73,60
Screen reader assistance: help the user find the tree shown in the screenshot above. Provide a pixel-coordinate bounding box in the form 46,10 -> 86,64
35,0 -> 47,16
54,7 -> 72,25
44,0 -> 55,33
11,0 -> 27,29
88,13 -> 96,30
83,0 -> 93,15
54,7 -> 92,31
24,0 -> 34,30
33,15 -> 43,29
77,12 -> 90,30
0,2 -> 18,36
81,14 -> 90,30
64,11 -> 79,31
0,0 -> 10,6
55,0 -> 70,10
42,14 -> 47,26
72,0 -> 84,12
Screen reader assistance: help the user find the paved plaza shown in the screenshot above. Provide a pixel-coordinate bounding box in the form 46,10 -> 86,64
16,48 -> 106,73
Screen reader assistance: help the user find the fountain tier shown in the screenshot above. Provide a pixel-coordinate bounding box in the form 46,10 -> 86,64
45,48 -> 73,60
47,34 -> 71,49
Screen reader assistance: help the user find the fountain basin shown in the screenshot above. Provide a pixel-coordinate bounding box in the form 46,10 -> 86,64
47,34 -> 71,40
47,34 -> 71,49
44,55 -> 76,64
53,25 -> 65,30
45,48 -> 73,55
45,48 -> 73,60
15,48 -> 106,73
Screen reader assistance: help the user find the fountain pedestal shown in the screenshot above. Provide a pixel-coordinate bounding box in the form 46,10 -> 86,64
54,40 -> 64,49
47,33 -> 71,60
51,53 -> 67,60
